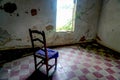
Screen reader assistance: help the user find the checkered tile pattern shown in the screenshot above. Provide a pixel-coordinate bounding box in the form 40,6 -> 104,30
0,45 -> 120,80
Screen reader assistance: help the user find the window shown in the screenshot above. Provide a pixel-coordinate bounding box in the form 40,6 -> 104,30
56,0 -> 77,32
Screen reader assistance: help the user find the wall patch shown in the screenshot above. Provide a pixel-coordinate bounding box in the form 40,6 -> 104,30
96,35 -> 101,41
46,25 -> 53,31
80,36 -> 86,41
31,9 -> 37,16
0,28 -> 11,45
3,2 -> 17,13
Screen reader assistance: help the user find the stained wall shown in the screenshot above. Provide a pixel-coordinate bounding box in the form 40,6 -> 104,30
97,0 -> 120,53
0,0 -> 101,49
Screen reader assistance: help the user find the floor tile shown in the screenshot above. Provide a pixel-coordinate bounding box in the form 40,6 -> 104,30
0,45 -> 120,80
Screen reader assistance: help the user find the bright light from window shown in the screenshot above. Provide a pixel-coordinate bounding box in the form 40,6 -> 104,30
56,0 -> 75,32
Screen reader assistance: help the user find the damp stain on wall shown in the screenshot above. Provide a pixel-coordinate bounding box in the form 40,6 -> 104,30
112,29 -> 114,31
38,8 -> 40,11
96,35 -> 101,41
46,25 -> 53,31
16,13 -> 19,16
4,2 -> 17,13
118,0 -> 120,3
25,11 -> 29,14
0,2 -> 18,16
102,0 -> 110,8
31,9 -> 37,16
76,3 -> 95,20
15,38 -> 22,41
80,36 -> 86,41
32,26 -> 37,29
0,28 -> 11,45
0,5 -> 2,9
0,2 -> 40,16
25,8 -> 40,16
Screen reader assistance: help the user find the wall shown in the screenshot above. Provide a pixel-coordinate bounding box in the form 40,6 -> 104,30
75,0 -> 101,42
97,0 -> 120,53
0,0 -> 101,50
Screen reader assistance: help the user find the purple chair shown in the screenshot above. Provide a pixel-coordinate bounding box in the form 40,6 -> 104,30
29,29 -> 59,77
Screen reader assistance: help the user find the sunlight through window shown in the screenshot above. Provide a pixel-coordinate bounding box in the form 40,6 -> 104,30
56,0 -> 76,32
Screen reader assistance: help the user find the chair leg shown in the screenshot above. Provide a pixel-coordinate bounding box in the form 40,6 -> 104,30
55,58 -> 57,70
45,60 -> 49,78
34,56 -> 37,70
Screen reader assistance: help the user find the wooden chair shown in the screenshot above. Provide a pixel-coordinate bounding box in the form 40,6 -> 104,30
29,29 -> 59,77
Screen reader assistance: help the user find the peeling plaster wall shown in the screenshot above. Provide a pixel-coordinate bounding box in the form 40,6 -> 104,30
97,0 -> 120,53
0,0 -> 101,49
75,0 -> 101,42
0,0 -> 57,49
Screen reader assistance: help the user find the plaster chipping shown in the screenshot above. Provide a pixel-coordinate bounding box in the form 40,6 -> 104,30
0,28 -> 11,45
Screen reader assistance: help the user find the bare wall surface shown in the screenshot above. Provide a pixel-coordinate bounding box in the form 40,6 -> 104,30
75,0 -> 101,42
0,0 -> 101,50
97,0 -> 120,53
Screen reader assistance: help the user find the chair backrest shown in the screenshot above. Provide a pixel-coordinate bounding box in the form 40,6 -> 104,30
29,29 -> 48,59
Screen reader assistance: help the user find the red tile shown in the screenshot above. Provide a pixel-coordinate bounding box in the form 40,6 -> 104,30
66,71 -> 76,79
86,54 -> 92,57
106,68 -> 115,74
85,58 -> 91,61
105,62 -> 113,67
105,58 -> 112,62
94,65 -> 102,71
115,61 -> 120,64
79,75 -> 88,80
105,54 -> 111,58
95,55 -> 101,59
65,56 -> 71,61
19,74 -> 29,80
70,50 -> 75,53
83,63 -> 91,67
68,53 -> 73,57
61,62 -> 68,66
13,61 -> 20,66
81,68 -> 90,74
21,64 -> 29,70
74,59 -> 80,64
2,46 -> 120,80
72,47 -> 78,50
29,59 -> 34,63
52,75 -> 60,80
95,60 -> 102,64
70,65 -> 78,70
4,65 -> 12,69
77,55 -> 82,58
116,65 -> 120,69
10,70 -> 19,77
93,72 -> 103,78
106,75 -> 116,80
29,68 -> 34,73
78,52 -> 83,55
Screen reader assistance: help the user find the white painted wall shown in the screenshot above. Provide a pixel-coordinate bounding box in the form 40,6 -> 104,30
97,0 -> 120,53
0,0 -> 101,49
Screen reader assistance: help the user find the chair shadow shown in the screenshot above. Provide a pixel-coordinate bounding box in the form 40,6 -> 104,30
26,69 -> 56,80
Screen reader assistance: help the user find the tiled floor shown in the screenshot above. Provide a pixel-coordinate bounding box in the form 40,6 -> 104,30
0,45 -> 120,80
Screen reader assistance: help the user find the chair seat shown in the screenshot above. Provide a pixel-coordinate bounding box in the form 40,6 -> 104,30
36,48 -> 59,59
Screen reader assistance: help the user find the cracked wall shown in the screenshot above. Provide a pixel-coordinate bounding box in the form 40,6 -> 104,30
97,0 -> 120,53
0,0 -> 101,49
